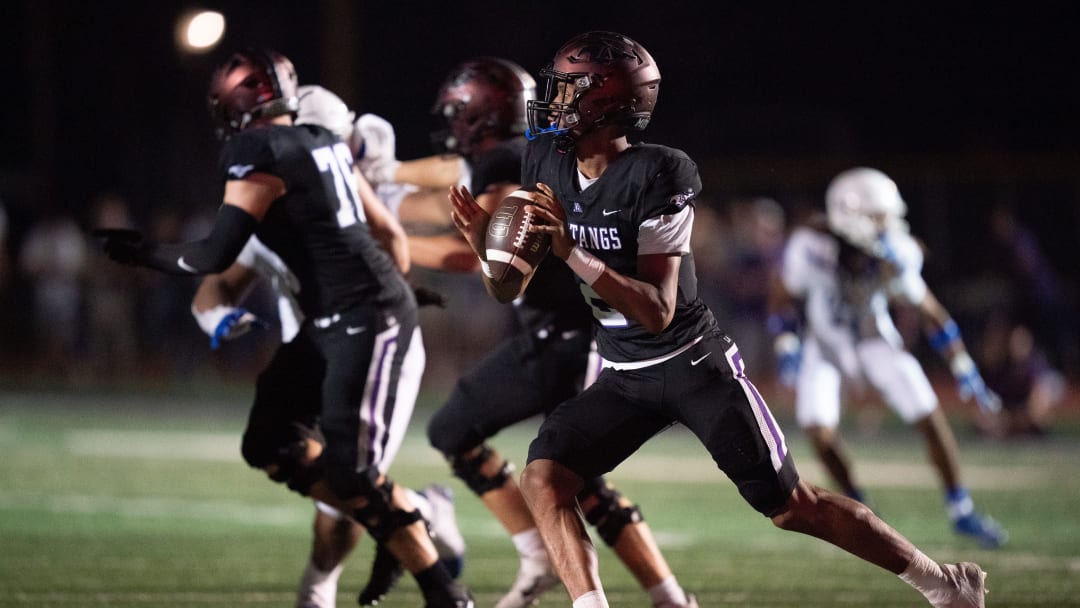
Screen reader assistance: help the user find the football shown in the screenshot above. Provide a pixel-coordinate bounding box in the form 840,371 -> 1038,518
484,189 -> 551,284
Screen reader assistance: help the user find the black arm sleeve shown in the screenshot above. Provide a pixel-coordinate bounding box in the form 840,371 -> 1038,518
142,204 -> 258,275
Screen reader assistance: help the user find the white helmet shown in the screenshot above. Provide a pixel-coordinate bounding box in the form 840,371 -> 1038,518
295,85 -> 356,145
825,167 -> 909,249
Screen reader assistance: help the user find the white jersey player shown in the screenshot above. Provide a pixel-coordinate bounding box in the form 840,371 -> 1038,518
770,167 -> 1007,548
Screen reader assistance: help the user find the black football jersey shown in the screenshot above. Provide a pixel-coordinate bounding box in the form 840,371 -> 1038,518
470,137 -> 591,335
219,124 -> 411,319
521,137 -> 716,362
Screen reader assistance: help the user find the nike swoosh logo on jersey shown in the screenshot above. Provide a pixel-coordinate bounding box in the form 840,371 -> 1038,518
691,352 -> 712,366
227,164 -> 255,178
346,326 -> 367,335
602,209 -> 620,216
177,257 -> 198,273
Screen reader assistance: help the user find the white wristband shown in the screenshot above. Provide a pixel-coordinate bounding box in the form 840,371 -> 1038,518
565,246 -> 606,286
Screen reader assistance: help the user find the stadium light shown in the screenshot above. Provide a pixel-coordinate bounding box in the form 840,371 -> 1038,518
176,10 -> 225,54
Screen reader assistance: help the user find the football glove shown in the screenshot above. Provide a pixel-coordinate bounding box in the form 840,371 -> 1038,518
773,331 -> 802,389
950,352 -> 1002,413
192,304 -> 268,350
93,228 -> 148,266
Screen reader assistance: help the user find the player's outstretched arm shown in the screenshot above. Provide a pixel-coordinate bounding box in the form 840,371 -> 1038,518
395,155 -> 466,189
352,113 -> 464,189
919,289 -> 1002,413
408,233 -> 481,273
354,167 -> 410,274
766,273 -> 803,389
99,176 -> 279,275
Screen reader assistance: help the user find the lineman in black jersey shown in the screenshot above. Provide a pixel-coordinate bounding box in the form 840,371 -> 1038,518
451,32 -> 987,608
387,57 -> 696,608
97,49 -> 472,608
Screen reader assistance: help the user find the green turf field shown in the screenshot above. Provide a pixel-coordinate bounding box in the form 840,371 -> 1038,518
1,388 -> 1078,607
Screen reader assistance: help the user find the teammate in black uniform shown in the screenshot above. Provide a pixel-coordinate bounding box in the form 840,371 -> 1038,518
97,48 -> 472,608
398,57 -> 695,608
450,32 -> 988,608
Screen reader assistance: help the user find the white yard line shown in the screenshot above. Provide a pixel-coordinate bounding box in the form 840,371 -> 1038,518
67,429 -> 241,461
65,428 -> 1048,491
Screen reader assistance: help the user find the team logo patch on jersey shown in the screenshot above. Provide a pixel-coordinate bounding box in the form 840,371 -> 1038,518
669,189 -> 696,209
572,201 -> 584,215
228,164 -> 256,178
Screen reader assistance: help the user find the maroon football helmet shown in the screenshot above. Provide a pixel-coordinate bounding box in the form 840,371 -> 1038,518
207,48 -> 299,140
431,57 -> 536,157
527,31 -> 660,151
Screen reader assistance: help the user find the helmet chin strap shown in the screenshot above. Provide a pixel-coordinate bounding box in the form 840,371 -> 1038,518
243,96 -> 300,129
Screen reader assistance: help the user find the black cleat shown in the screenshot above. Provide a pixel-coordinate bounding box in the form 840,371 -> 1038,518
424,581 -> 475,608
357,542 -> 404,606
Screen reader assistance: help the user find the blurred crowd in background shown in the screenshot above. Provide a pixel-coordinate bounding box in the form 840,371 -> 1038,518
2,3 -> 1076,446
0,181 -> 1073,439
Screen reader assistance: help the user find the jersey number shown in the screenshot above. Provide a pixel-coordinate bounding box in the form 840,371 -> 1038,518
312,143 -> 366,228
580,283 -> 629,328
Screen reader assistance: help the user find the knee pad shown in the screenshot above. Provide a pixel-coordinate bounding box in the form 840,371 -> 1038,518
450,445 -> 513,496
342,468 -> 423,543
248,437 -> 324,496
243,422 -> 325,495
579,477 -> 643,547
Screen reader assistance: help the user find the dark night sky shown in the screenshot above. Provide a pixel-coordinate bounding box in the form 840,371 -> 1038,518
2,1 -> 1078,278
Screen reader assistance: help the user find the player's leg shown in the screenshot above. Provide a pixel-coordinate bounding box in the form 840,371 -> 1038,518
314,308 -> 472,608
772,481 -> 988,607
412,483 -> 467,577
357,482 -> 467,607
578,477 -> 695,608
857,340 -> 1006,548
685,334 -> 986,607
427,335 -> 547,537
427,331 -> 588,608
297,502 -> 362,608
522,369 -> 671,608
239,337 -> 356,608
795,338 -> 869,502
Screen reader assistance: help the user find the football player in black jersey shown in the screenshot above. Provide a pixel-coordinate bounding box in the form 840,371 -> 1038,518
97,49 -> 472,608
187,85 -> 467,608
371,57 -> 696,608
450,32 -> 988,608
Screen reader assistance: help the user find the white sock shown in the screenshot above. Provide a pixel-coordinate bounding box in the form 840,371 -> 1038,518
511,528 -> 549,561
405,487 -> 433,522
572,590 -> 609,608
647,575 -> 689,607
898,549 -> 952,605
296,558 -> 343,608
